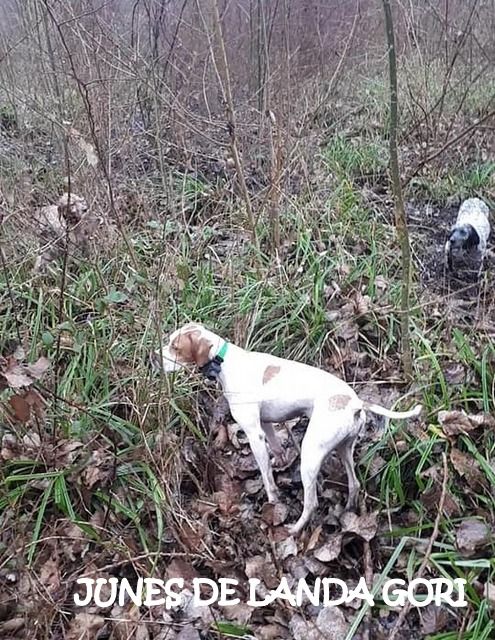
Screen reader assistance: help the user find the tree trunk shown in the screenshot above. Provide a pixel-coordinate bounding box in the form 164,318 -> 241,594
382,0 -> 413,381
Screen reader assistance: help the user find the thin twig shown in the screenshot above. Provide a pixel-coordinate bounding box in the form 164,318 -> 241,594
42,0 -> 139,271
360,495 -> 374,640
0,244 -> 22,345
208,0 -> 259,249
403,105 -> 495,186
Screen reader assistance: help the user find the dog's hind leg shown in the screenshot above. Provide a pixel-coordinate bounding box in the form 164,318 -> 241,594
289,411 -> 353,535
336,437 -> 360,510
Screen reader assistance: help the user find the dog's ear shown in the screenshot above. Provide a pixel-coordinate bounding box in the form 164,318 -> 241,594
464,224 -> 480,250
172,329 -> 211,366
189,331 -> 212,367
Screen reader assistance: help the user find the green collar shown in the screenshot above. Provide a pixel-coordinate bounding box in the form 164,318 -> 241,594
199,341 -> 228,380
216,341 -> 228,360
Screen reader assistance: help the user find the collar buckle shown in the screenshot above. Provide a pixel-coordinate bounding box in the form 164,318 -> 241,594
199,355 -> 223,381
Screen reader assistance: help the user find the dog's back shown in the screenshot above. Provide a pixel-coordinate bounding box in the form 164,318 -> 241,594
455,197 -> 490,228
446,197 -> 491,272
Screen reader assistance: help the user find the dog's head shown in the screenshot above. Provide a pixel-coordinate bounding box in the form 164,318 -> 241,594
57,193 -> 88,226
448,224 -> 480,256
151,323 -> 219,373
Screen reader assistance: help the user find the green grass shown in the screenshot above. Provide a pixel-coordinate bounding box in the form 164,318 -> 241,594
410,161 -> 495,204
323,134 -> 388,180
1,131 -> 494,639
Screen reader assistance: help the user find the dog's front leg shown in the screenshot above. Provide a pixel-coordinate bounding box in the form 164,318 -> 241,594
236,417 -> 279,503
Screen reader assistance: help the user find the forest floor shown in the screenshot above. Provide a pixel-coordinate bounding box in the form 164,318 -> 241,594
0,76 -> 495,640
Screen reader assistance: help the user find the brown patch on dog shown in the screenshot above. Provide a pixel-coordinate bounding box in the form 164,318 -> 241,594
328,394 -> 352,410
263,365 -> 281,384
172,330 -> 212,367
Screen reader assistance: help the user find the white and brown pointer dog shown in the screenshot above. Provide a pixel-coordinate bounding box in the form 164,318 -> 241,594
151,323 -> 421,534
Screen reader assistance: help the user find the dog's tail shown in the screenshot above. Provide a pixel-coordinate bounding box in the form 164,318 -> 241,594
362,402 -> 422,420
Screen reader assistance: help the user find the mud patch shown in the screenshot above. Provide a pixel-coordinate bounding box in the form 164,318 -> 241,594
407,200 -> 495,306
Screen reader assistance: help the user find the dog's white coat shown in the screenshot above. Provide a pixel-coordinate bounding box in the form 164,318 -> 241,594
445,198 -> 490,270
153,323 -> 421,534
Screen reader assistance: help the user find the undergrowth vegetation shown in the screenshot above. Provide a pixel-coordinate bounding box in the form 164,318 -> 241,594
0,1 -> 495,639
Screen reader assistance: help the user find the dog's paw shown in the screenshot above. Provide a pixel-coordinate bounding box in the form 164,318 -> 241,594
287,526 -> 301,537
287,520 -> 305,536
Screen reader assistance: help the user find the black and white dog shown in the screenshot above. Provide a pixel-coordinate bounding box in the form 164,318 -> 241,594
445,198 -> 490,274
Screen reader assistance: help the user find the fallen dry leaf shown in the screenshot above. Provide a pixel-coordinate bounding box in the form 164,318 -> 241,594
422,479 -> 460,516
82,449 -> 114,489
39,556 -> 60,595
456,519 -> 492,557
0,359 -> 32,389
285,555 -> 309,581
58,440 -> 84,465
176,626 -> 201,640
443,362 -> 466,385
484,582 -> 495,607
9,393 -> 31,422
261,502 -> 289,526
0,355 -> 50,390
26,356 -> 50,379
70,127 -> 99,167
212,475 -> 241,515
450,448 -> 485,489
275,536 -> 298,560
175,519 -> 209,554
469,413 -> 495,429
66,612 -> 105,640
23,431 -> 41,450
420,604 -> 450,635
352,291 -> 371,316
257,623 -> 287,640
212,490 -> 240,515
112,603 -> 149,640
374,274 -> 388,293
313,533 -> 343,562
438,410 -> 495,436
166,558 -> 200,584
59,520 -> 89,562
232,451 -> 259,477
219,601 -> 254,625
0,433 -> 21,461
0,618 -> 25,634
305,524 -> 323,552
275,536 -> 297,560
245,555 -> 279,589
438,411 -> 474,436
290,606 -> 348,640
335,317 -> 359,342
244,477 -> 263,495
340,511 -> 378,542
178,588 -> 214,625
